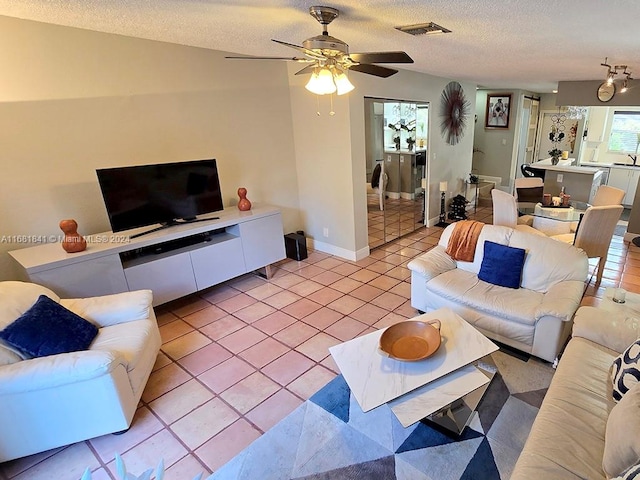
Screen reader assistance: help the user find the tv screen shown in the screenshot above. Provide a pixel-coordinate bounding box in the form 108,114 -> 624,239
96,159 -> 224,233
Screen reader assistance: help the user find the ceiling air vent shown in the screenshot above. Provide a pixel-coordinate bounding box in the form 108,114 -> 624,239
395,22 -> 451,36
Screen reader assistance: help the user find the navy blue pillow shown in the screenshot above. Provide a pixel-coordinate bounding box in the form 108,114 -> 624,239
0,295 -> 98,358
478,241 -> 526,289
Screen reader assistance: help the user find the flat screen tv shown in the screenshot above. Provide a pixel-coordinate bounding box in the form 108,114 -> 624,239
96,159 -> 224,237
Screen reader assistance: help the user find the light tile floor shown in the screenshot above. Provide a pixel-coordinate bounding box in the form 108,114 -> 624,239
1,207 -> 639,480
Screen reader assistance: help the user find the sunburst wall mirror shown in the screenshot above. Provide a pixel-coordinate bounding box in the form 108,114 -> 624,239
439,81 -> 470,145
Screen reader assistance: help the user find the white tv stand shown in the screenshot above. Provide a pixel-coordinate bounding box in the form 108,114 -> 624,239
9,205 -> 286,306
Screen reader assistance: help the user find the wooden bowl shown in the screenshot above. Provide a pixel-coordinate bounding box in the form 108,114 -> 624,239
379,319 -> 441,361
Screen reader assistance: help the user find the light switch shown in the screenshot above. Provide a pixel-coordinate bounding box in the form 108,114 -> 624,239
557,174 -> 564,182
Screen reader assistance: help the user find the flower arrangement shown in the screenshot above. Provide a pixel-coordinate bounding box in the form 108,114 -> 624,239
548,123 -> 565,164
548,148 -> 562,158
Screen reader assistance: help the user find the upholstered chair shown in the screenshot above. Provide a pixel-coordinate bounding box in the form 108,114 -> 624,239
491,189 -> 545,236
551,205 -> 624,283
592,185 -> 625,206
0,281 -> 161,462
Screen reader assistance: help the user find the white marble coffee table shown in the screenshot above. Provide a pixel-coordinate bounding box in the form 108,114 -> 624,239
329,308 -> 498,431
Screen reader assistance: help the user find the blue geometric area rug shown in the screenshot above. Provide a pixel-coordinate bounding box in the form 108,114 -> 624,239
208,351 -> 554,480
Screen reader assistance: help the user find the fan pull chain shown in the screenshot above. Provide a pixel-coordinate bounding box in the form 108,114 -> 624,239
329,94 -> 335,116
316,95 -> 321,116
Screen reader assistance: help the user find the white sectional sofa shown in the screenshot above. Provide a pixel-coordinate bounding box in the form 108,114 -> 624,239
408,223 -> 589,362
512,306 -> 640,479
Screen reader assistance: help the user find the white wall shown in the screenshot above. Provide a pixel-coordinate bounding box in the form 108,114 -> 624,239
0,15 -> 479,276
287,66 -> 477,258
473,89 -> 544,188
0,16 -> 301,280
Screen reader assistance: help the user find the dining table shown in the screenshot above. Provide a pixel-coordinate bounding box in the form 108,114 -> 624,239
518,201 -> 590,235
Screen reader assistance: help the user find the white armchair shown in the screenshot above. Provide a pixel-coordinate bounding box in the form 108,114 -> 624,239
0,281 -> 161,462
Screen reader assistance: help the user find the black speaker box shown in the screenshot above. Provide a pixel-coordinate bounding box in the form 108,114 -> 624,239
284,232 -> 307,261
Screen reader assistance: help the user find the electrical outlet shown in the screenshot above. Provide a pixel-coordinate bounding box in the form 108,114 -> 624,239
323,228 -> 329,238
557,174 -> 564,182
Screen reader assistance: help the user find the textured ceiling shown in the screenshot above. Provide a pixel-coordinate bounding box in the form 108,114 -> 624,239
1,0 -> 639,93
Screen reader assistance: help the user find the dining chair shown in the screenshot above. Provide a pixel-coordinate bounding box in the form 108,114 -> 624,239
514,178 -> 544,226
368,161 -> 388,211
550,204 -> 624,283
592,185 -> 625,206
491,189 -> 546,236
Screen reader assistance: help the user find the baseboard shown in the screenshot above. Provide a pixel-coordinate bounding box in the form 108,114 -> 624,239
307,238 -> 368,261
478,174 -> 501,186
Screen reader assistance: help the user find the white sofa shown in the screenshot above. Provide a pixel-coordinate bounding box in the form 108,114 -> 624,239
0,281 -> 161,462
512,306 -> 640,479
408,223 -> 589,362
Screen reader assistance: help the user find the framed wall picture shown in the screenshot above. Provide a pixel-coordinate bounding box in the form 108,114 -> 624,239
485,94 -> 511,129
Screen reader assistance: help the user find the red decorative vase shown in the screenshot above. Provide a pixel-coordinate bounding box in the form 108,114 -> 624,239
237,187 -> 252,211
59,219 -> 87,253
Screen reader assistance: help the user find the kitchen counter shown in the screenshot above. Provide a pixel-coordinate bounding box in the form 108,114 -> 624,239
534,158 -> 574,166
528,164 -> 602,175
580,161 -> 613,167
528,164 -> 604,203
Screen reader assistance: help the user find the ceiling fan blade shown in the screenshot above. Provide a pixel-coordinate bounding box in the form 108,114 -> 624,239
225,55 -> 312,62
271,39 -> 325,59
349,63 -> 398,78
295,65 -> 317,75
349,51 -> 414,64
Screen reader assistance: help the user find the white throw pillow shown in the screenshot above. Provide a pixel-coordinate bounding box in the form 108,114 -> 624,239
0,281 -> 60,330
610,462 -> 640,480
611,339 -> 640,402
60,290 -> 153,328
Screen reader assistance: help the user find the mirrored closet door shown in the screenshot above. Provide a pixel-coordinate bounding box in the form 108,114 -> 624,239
365,98 -> 428,249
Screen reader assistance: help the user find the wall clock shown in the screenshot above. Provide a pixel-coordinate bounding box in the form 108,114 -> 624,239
597,82 -> 616,102
440,81 -> 470,145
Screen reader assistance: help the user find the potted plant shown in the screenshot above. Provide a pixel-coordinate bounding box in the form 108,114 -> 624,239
548,148 -> 563,165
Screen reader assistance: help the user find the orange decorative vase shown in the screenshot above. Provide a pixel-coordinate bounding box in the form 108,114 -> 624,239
237,187 -> 252,211
59,219 -> 87,253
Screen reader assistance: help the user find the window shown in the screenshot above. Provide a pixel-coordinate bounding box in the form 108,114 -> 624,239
608,111 -> 640,154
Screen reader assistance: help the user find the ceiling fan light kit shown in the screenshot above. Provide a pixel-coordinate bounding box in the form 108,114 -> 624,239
226,5 -> 413,112
598,57 -> 633,102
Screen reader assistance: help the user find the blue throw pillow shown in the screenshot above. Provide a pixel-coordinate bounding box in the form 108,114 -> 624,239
0,295 -> 98,358
478,241 -> 526,289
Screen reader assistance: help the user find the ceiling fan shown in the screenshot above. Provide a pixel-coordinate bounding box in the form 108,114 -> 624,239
226,6 -> 414,96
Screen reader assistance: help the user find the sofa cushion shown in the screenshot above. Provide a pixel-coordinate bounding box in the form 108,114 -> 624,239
603,383 -> 640,478
0,281 -> 60,330
438,223 -> 513,275
0,295 -> 98,358
508,229 -> 589,293
478,241 -> 526,289
60,290 -> 153,328
511,337 -> 617,480
426,268 -> 543,326
611,339 -> 640,402
0,344 -> 22,366
90,318 -> 159,394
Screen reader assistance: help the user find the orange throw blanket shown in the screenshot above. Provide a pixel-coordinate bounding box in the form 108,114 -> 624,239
445,220 -> 485,262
